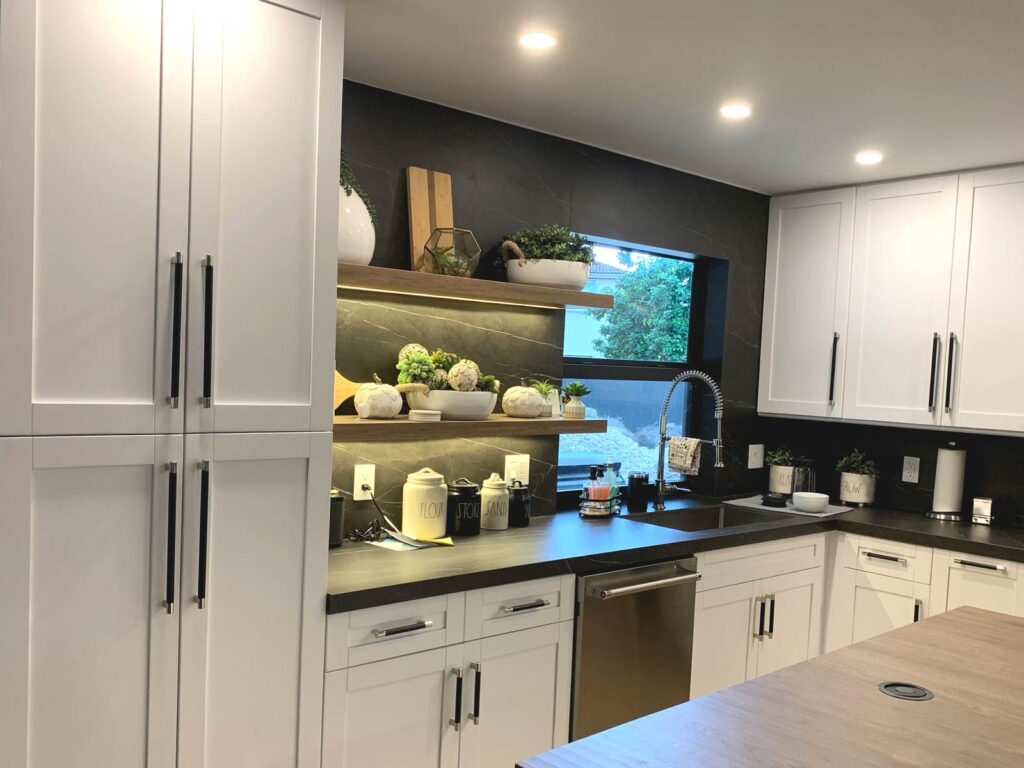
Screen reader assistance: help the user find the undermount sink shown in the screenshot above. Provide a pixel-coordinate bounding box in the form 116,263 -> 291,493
625,505 -> 790,533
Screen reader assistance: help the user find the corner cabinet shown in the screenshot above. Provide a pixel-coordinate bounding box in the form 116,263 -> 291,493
758,189 -> 855,418
0,0 -> 340,436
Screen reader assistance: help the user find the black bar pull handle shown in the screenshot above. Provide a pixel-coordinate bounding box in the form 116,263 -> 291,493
371,620 -> 434,639
913,599 -> 922,623
828,332 -> 840,406
196,460 -> 211,609
766,594 -> 776,639
449,667 -> 464,731
500,598 -> 551,614
953,558 -> 1007,573
944,332 -> 958,414
865,551 -> 908,565
754,597 -> 766,639
201,256 -> 214,408
469,662 -> 482,725
164,461 -> 178,614
928,332 -> 940,412
168,253 -> 184,408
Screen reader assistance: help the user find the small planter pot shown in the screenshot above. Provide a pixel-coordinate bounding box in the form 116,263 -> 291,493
840,472 -> 876,506
564,395 -> 586,420
768,465 -> 795,495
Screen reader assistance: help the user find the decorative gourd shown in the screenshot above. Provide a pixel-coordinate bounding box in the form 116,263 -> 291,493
353,374 -> 402,419
448,360 -> 479,392
502,385 -> 547,418
398,342 -> 429,361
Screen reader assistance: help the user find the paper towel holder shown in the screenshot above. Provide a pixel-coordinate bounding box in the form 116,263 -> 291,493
927,441 -> 966,522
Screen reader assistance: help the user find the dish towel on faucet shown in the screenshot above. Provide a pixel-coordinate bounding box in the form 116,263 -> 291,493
668,437 -> 701,475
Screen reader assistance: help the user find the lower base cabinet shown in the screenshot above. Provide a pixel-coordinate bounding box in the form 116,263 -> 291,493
930,550 -> 1024,616
823,569 -> 929,653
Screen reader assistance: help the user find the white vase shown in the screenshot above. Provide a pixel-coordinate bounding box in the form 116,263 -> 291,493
547,390 -> 562,417
564,395 -> 586,420
840,472 -> 876,506
768,465 -> 794,494
506,260 -> 590,290
338,188 -> 375,265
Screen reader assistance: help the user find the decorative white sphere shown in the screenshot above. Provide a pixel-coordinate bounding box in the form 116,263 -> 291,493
448,361 -> 479,392
398,343 -> 429,361
502,386 -> 547,418
353,376 -> 402,419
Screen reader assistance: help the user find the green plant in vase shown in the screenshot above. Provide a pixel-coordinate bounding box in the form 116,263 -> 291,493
563,381 -> 591,420
836,448 -> 878,506
766,446 -> 798,495
530,379 -> 559,417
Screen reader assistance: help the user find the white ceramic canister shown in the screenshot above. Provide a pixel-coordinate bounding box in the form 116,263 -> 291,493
402,468 -> 448,540
480,472 -> 510,531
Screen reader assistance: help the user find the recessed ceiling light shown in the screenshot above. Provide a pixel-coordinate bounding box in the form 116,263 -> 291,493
519,32 -> 557,50
855,150 -> 884,165
719,102 -> 752,120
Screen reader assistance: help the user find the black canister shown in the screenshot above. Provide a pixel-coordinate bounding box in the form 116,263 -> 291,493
329,488 -> 345,548
508,479 -> 531,528
448,478 -> 481,536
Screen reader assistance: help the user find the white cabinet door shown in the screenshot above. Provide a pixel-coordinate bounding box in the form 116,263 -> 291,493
0,435 -> 181,768
844,176 -> 959,425
691,582 -> 757,698
178,431 -> 330,768
322,647 -> 462,768
0,0 -> 192,436
458,622 -> 573,768
945,166 -> 1024,432
758,189 -> 855,418
185,0 -> 342,434
754,568 -> 823,677
930,550 -> 1024,617
824,568 -> 928,653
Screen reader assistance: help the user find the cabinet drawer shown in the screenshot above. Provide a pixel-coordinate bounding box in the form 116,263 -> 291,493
840,534 -> 932,584
326,592 -> 465,671
464,575 -> 574,640
696,534 -> 826,592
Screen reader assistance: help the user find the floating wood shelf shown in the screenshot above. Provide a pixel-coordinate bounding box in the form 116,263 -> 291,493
332,414 -> 608,441
337,263 -> 614,310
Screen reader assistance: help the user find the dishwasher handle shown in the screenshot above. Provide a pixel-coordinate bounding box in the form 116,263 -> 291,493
588,571 -> 701,600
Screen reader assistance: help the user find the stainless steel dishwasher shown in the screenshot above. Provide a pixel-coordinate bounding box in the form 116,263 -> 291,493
571,557 -> 700,740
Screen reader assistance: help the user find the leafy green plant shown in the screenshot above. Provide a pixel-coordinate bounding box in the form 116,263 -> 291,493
477,375 -> 501,394
430,348 -> 460,372
529,379 -> 556,396
766,447 -> 797,467
836,449 -> 877,477
339,149 -> 377,227
564,381 -> 591,397
396,352 -> 443,389
500,225 -> 594,265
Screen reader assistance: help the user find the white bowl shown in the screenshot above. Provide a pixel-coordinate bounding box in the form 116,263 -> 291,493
406,390 -> 497,421
506,260 -> 590,290
792,492 -> 829,513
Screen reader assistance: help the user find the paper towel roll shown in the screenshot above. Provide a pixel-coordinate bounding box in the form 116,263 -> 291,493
932,446 -> 966,513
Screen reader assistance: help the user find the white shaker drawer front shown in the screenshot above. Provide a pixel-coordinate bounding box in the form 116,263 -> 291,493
696,534 -> 826,592
326,592 -> 466,671
464,575 -> 574,640
840,534 -> 932,584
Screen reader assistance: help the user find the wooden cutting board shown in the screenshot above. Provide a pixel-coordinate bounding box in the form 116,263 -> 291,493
333,370 -> 362,411
407,166 -> 453,271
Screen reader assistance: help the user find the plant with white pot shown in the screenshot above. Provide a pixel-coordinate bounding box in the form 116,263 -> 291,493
395,344 -> 502,420
563,381 -> 591,420
337,150 -> 377,265
836,448 -> 878,506
499,225 -> 594,290
766,447 -> 798,495
530,379 -> 561,417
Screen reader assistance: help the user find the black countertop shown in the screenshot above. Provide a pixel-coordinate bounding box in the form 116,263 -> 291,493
326,499 -> 1024,614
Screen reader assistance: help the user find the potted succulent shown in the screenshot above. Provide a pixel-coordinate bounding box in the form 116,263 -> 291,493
337,150 -> 377,266
530,379 -> 560,417
563,381 -> 591,420
500,225 -> 594,290
766,447 -> 798,495
836,449 -> 878,506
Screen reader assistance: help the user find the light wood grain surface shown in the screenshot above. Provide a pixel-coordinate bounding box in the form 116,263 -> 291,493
406,166 -> 454,271
332,414 -> 607,441
521,607 -> 1024,768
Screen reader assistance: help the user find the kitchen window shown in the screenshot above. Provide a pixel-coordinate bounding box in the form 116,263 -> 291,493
558,237 -> 717,495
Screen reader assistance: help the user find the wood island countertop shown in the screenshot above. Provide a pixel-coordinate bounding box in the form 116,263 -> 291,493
520,607 -> 1024,768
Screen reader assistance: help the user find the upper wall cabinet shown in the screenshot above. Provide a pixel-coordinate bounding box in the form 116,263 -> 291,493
842,175 -> 959,426
944,166 -> 1024,432
758,189 -> 855,418
0,0 -> 341,437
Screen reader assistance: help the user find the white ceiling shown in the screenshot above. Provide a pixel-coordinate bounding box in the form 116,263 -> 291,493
343,0 -> 1024,194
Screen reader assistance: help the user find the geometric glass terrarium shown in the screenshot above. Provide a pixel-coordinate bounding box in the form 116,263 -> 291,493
423,227 -> 482,277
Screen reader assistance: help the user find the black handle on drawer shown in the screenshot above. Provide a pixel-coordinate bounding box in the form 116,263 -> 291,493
913,599 -> 922,623
169,253 -> 183,408
865,551 -> 907,565
372,619 -> 433,638
201,256 -> 214,408
470,662 -> 482,724
164,462 -> 178,614
954,558 -> 1005,572
944,332 -> 957,413
501,598 -> 551,614
928,332 -> 940,412
449,667 -> 463,731
197,460 -> 210,609
828,332 -> 840,406
766,594 -> 776,639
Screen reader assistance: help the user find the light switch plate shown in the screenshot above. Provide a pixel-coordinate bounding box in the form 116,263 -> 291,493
902,456 -> 920,484
505,454 -> 530,485
748,444 -> 765,470
353,464 -> 375,500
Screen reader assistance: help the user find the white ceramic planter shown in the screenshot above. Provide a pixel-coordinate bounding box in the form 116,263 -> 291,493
506,260 -> 590,290
564,395 -> 586,420
840,472 -> 876,506
338,189 -> 375,265
406,390 -> 497,421
768,465 -> 795,494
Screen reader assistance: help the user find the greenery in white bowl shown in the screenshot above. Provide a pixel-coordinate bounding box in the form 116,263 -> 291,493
499,225 -> 594,265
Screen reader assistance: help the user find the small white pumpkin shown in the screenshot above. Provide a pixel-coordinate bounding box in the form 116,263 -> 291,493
353,374 -> 402,419
448,361 -> 479,392
502,385 -> 547,418
397,342 -> 429,361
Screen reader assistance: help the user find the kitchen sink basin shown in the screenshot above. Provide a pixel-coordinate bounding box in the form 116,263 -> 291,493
625,505 -> 790,533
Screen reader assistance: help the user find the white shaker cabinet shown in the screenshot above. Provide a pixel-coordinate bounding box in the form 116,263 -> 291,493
930,550 -> 1024,617
839,176 -> 960,425
824,569 -> 929,653
752,568 -> 824,678
758,188 -> 855,418
690,581 -> 759,697
944,166 -> 1024,431
0,435 -> 183,768
177,431 -> 331,768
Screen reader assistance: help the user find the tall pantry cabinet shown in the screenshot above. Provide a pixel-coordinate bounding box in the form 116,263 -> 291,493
0,1 -> 343,767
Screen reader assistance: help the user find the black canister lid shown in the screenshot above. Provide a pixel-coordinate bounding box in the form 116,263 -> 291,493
449,477 -> 479,495
509,479 -> 530,496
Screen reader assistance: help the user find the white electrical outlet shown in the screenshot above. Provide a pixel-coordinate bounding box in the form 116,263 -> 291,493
748,444 -> 765,470
902,456 -> 920,484
353,464 -> 375,500
505,454 -> 530,485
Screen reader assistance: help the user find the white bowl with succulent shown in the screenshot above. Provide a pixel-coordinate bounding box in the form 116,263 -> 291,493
500,225 -> 594,291
837,448 -> 877,506
395,344 -> 501,421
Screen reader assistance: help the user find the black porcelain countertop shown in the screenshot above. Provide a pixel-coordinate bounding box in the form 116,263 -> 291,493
326,500 -> 1024,614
